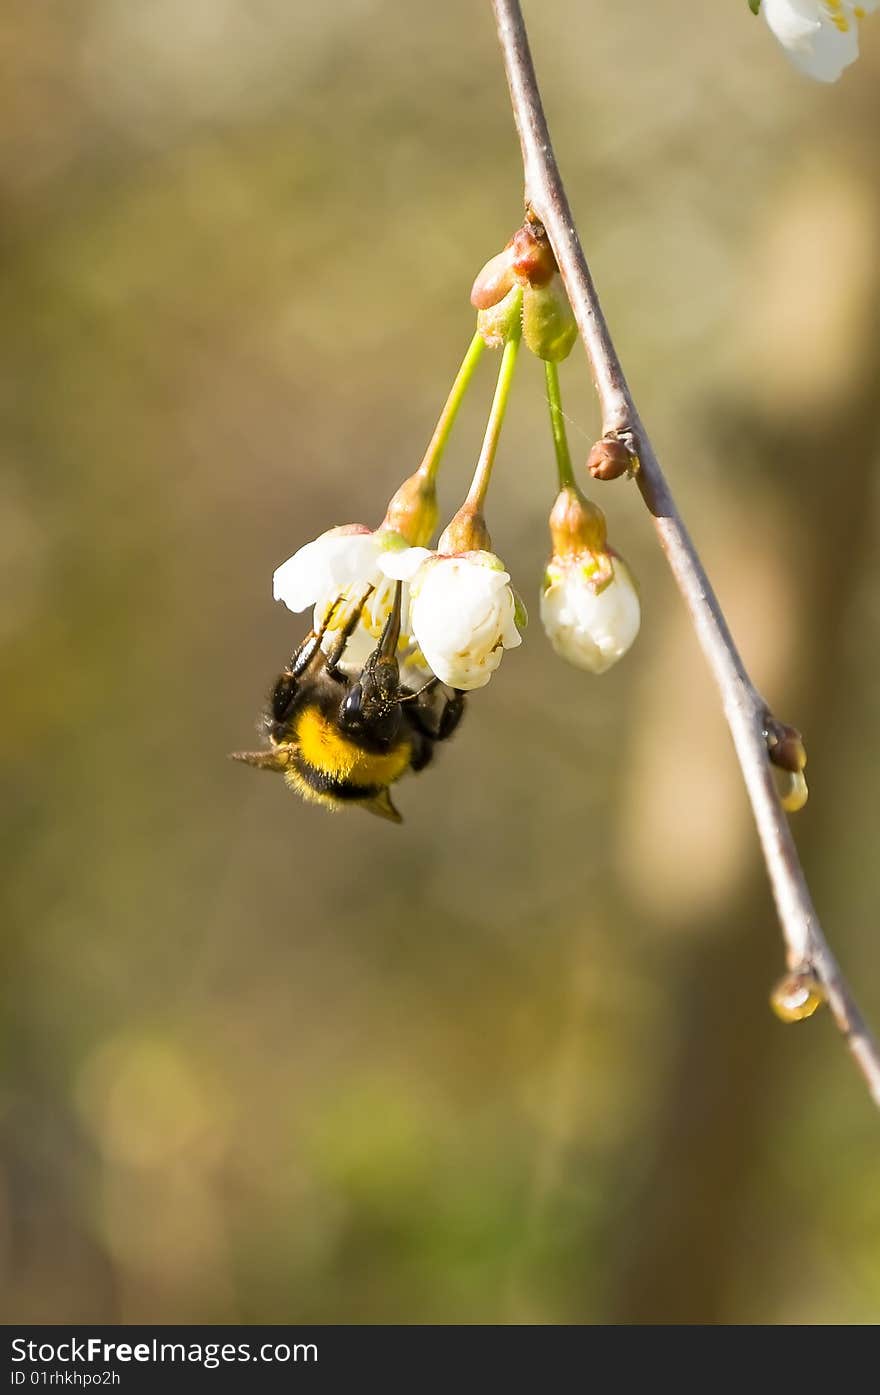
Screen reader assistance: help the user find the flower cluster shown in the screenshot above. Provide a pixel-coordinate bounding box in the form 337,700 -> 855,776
273,520 -> 523,693
273,222 -> 640,720
241,213 -> 810,822
253,221 -> 646,822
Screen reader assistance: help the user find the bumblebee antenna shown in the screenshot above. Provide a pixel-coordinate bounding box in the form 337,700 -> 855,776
398,677 -> 439,703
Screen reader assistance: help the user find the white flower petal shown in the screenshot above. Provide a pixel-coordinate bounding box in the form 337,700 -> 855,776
763,0 -> 822,47
273,525 -> 374,612
378,546 -> 432,582
763,0 -> 864,81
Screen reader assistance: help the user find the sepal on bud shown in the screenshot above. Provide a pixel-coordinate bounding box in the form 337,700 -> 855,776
548,484 -> 607,559
438,502 -> 493,555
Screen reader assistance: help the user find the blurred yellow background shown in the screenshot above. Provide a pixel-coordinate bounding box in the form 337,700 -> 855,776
2,0 -> 879,1324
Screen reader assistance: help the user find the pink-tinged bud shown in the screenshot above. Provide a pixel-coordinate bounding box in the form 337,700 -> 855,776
510,225 -> 557,287
470,246 -> 516,310
587,437 -> 639,482
471,220 -> 557,317
381,469 -> 438,547
438,503 -> 492,555
770,969 -> 825,1024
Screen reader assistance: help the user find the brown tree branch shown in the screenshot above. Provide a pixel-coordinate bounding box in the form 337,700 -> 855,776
490,0 -> 880,1109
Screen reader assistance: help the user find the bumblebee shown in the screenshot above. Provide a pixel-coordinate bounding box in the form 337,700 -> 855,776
232,582 -> 464,822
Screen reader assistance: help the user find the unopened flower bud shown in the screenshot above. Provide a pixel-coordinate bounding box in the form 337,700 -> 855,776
766,722 -> 807,774
510,224 -> 556,287
470,246 -> 516,310
541,486 -> 640,674
587,437 -> 639,482
521,275 -> 577,362
381,468 -> 438,547
770,968 -> 825,1023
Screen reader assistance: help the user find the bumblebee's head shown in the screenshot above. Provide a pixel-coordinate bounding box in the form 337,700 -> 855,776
338,582 -> 405,748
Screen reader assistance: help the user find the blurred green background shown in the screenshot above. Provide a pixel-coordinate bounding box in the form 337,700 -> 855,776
2,0 -> 879,1324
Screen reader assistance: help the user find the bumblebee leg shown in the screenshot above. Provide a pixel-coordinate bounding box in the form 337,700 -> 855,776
404,686 -> 465,743
324,587 -> 374,674
408,730 -> 434,773
287,595 -> 347,678
436,689 -> 465,741
272,596 -> 350,723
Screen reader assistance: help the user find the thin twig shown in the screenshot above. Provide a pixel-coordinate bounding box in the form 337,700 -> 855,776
490,0 -> 880,1108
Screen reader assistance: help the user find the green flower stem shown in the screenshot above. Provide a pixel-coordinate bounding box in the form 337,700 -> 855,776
544,359 -> 576,491
419,331 -> 486,486
465,324 -> 522,512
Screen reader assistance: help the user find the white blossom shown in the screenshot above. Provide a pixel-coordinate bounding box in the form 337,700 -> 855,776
272,525 -> 409,669
540,554 -> 640,675
381,547 -> 523,691
762,0 -> 875,81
